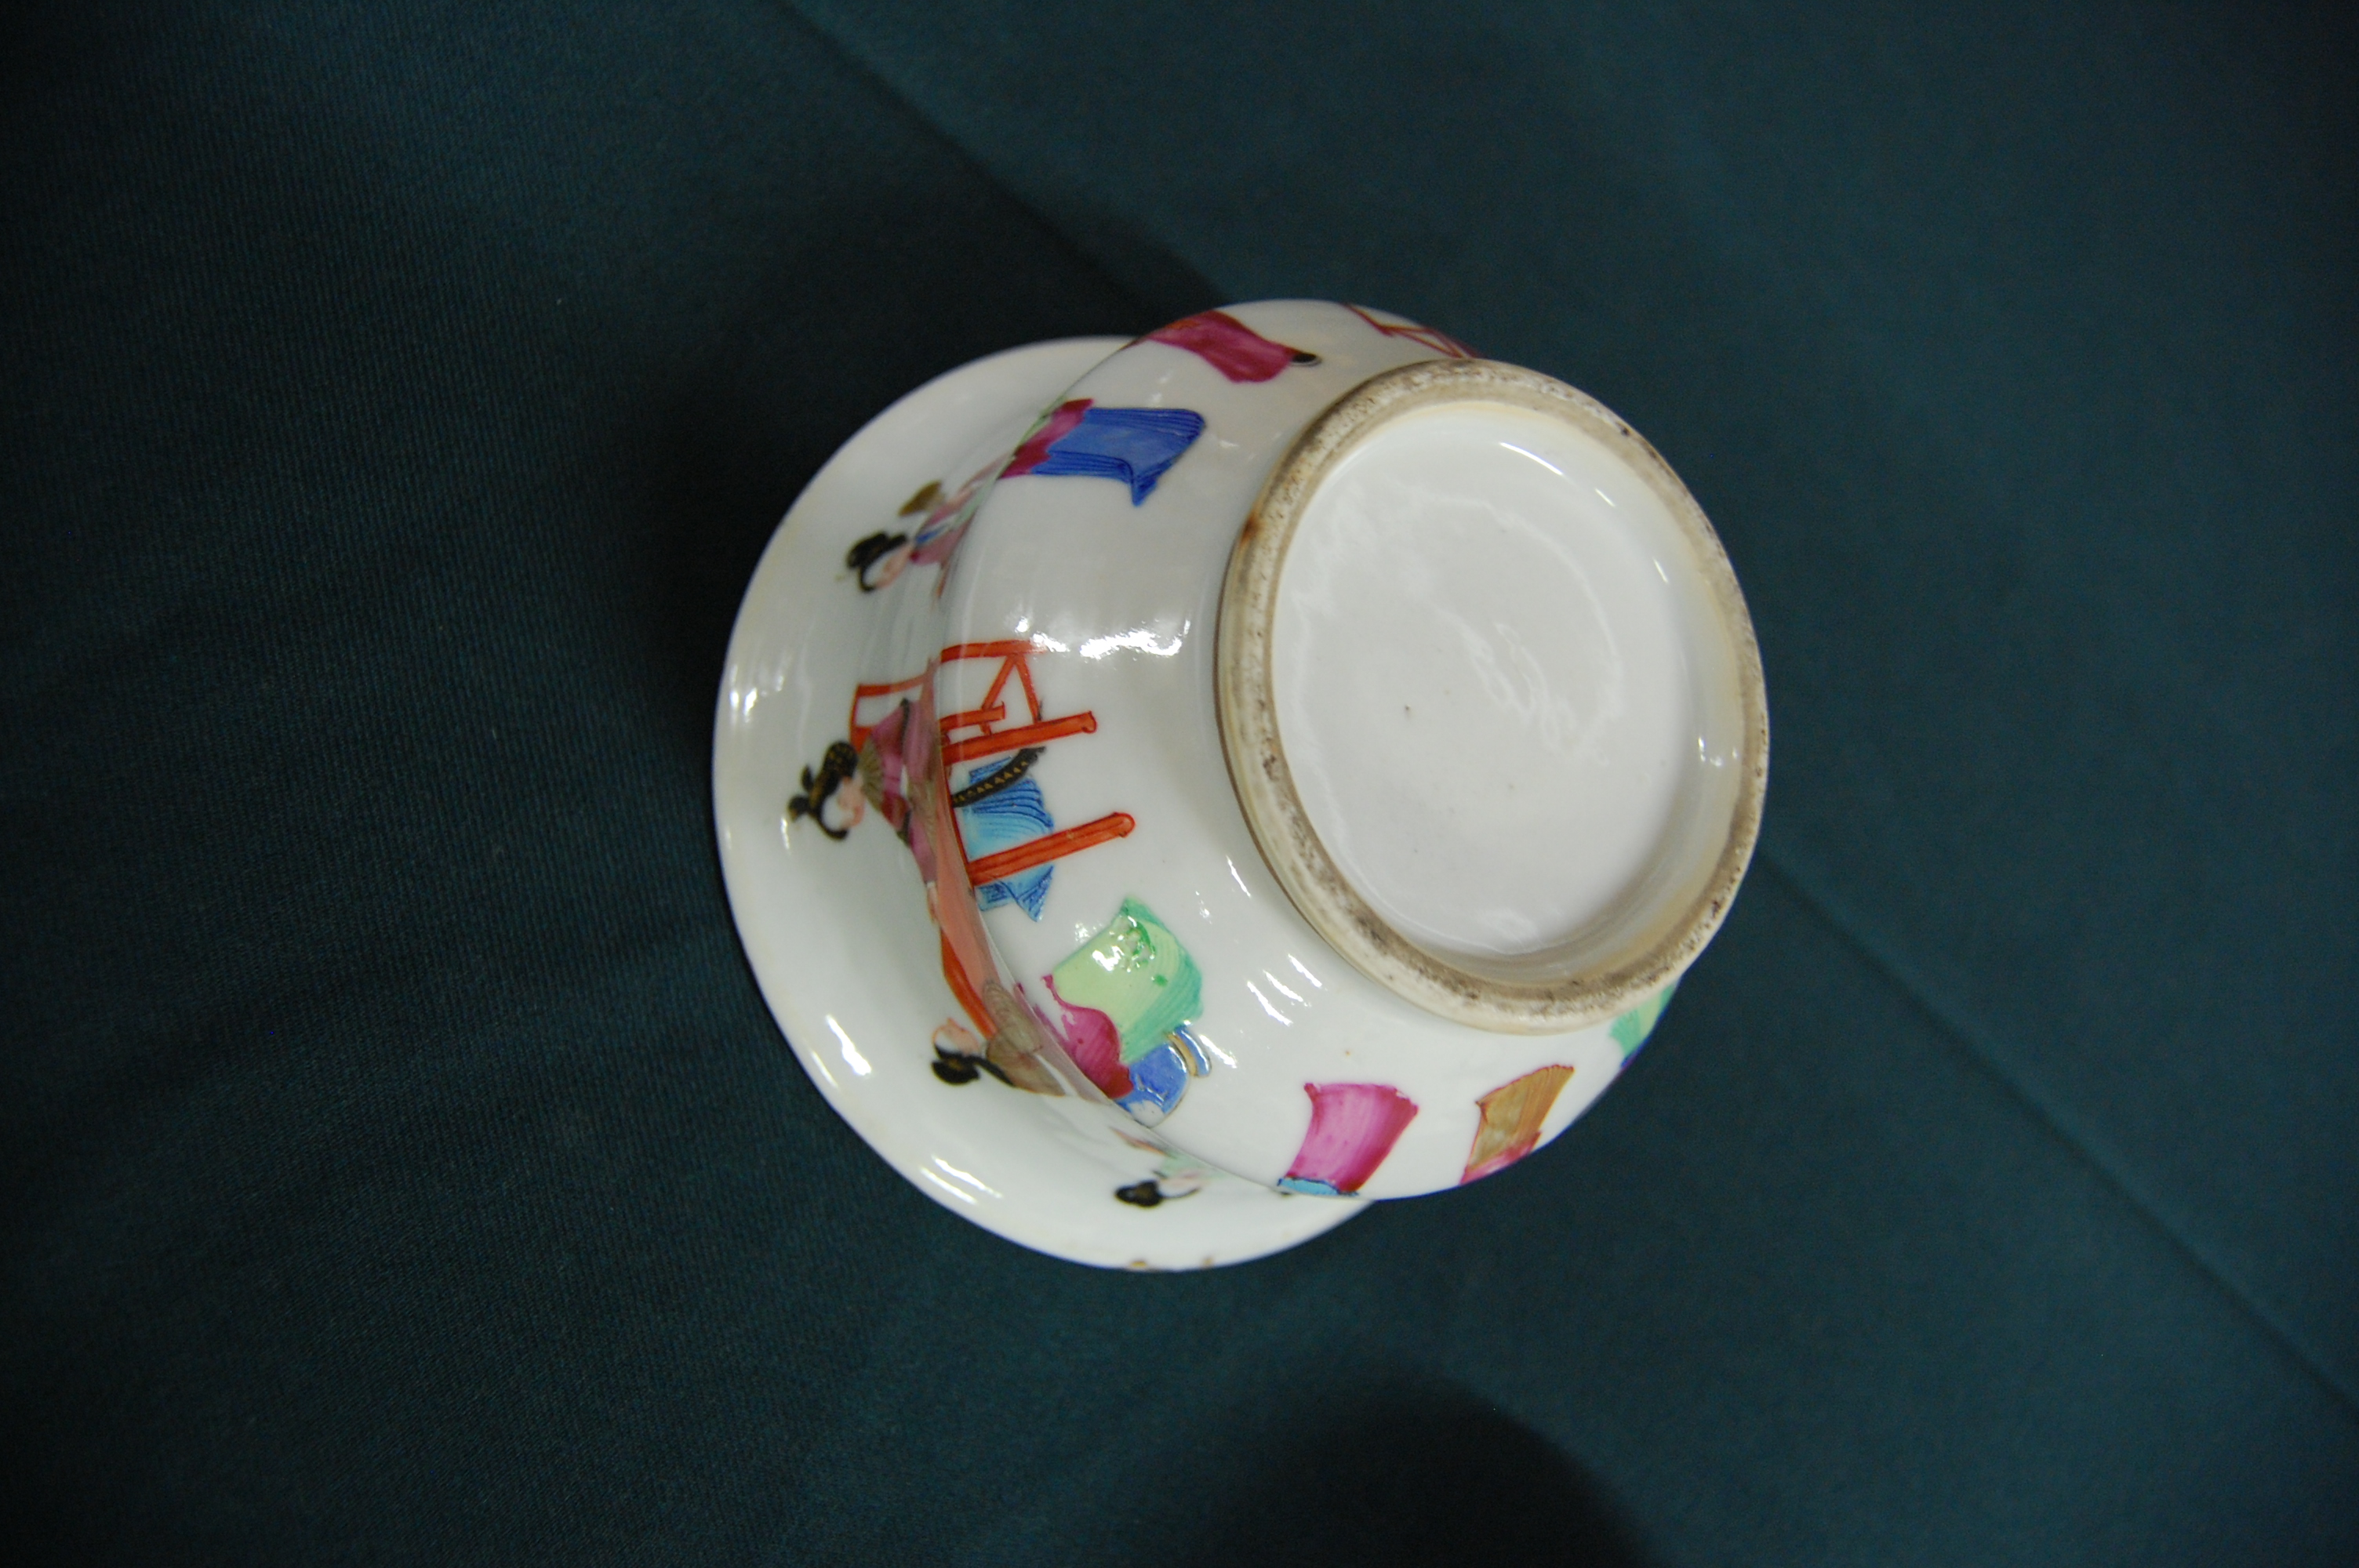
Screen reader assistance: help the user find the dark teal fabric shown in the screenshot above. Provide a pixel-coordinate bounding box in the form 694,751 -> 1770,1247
3,2 -> 2351,1563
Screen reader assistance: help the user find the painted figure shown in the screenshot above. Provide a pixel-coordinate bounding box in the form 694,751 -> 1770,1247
1460,1064 -> 1576,1185
843,676 -> 1058,1094
1610,982 -> 1676,1061
787,644 -> 1143,1100
1144,310 -> 1320,383
845,463 -> 997,595
929,1018 -> 998,1086
1114,1151 -> 1213,1208
1277,1083 -> 1419,1196
1033,897 -> 1210,1127
784,738 -> 867,840
841,393 -> 1209,594
1002,398 -> 1206,505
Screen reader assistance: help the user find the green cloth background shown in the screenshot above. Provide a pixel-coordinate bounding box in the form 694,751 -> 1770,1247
4,2 -> 2352,1561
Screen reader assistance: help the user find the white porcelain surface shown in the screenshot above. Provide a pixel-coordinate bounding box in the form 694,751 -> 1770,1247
715,303 -> 1761,1265
1274,401 -> 1700,961
715,336 -> 1361,1269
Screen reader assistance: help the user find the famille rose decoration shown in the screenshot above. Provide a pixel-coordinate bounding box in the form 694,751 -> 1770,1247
714,302 -> 1768,1268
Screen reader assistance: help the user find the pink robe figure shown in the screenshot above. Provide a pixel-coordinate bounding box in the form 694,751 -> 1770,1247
1278,1083 -> 1419,1196
859,699 -> 917,840
907,470 -> 986,569
1145,310 -> 1315,383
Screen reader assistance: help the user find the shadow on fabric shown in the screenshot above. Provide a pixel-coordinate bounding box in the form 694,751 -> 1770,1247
1174,1381 -> 1657,1568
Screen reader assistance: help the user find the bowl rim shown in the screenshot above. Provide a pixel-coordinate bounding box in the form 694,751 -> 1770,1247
1214,357 -> 1770,1034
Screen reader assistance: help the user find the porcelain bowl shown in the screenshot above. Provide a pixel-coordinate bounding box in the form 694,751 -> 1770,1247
717,301 -> 1765,1264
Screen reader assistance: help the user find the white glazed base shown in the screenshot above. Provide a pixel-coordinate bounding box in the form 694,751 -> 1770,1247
714,337 -> 1365,1269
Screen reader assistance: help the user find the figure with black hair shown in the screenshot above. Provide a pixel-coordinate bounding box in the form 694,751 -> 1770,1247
784,739 -> 866,840
846,468 -> 992,593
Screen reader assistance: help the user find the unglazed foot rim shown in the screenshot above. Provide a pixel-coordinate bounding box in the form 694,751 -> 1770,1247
1216,358 -> 1770,1034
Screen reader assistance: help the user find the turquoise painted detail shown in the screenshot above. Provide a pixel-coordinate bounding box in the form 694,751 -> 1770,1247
1609,982 -> 1677,1060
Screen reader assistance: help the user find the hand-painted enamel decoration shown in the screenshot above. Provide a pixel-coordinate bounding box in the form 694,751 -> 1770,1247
1144,309 -> 1321,383
1003,399 -> 1205,504
1278,1083 -> 1421,1196
1461,1065 -> 1577,1185
715,302 -> 1768,1268
1036,898 -> 1209,1125
1344,301 -> 1476,359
